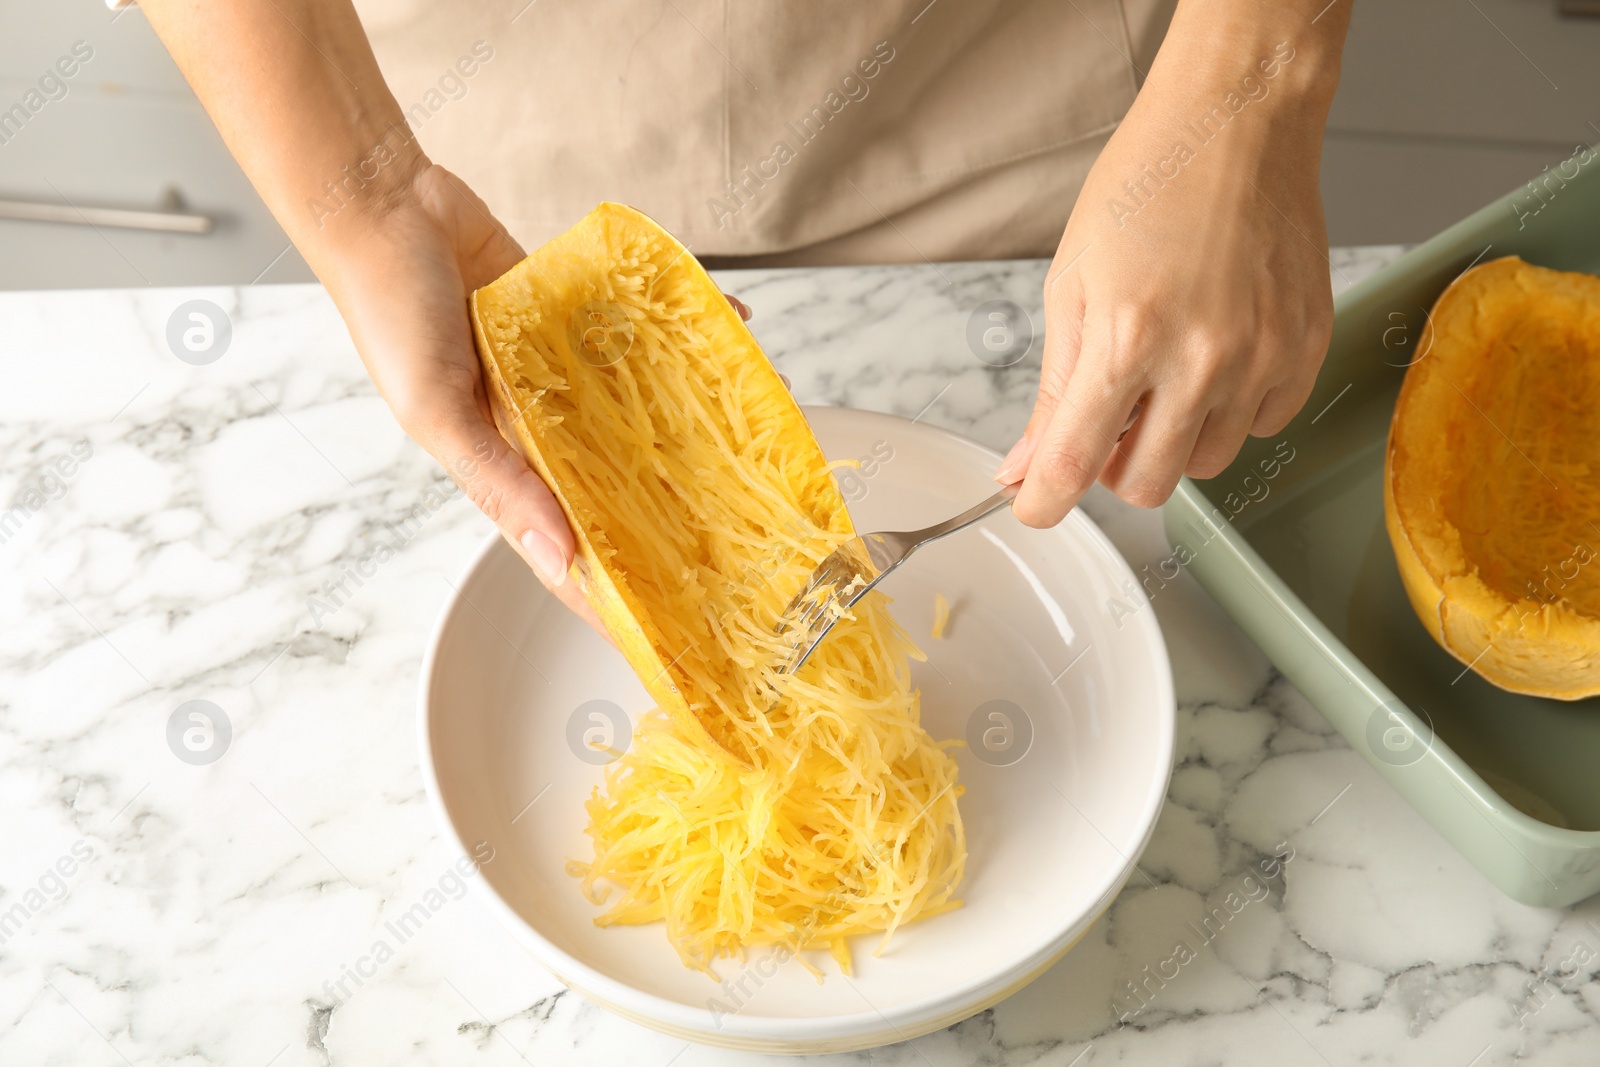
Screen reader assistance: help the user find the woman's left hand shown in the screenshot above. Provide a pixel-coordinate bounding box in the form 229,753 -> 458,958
996,3 -> 1348,527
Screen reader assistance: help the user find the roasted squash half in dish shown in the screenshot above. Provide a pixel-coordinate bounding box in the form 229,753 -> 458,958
1385,255 -> 1600,700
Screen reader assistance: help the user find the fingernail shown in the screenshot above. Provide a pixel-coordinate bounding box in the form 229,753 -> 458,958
994,433 -> 1036,483
520,529 -> 568,586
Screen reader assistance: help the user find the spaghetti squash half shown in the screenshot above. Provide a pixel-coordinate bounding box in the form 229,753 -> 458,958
1385,255 -> 1600,699
470,203 -> 965,972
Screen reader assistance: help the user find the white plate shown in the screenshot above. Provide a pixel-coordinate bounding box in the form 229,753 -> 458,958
420,406 -> 1174,1054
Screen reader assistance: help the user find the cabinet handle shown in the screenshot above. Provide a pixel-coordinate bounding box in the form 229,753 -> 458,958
0,195 -> 212,234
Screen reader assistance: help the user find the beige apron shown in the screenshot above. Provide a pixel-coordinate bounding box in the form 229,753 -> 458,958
355,0 -> 1173,265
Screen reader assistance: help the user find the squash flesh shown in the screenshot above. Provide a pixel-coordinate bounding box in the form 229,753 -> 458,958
471,203 -> 965,971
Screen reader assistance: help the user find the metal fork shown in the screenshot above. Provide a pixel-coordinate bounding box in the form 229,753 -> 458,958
774,482 -> 1020,674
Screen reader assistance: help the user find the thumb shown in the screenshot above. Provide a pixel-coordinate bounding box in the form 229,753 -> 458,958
417,164 -> 527,289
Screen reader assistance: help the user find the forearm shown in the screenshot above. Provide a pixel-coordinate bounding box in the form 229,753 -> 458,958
1133,0 -> 1350,156
139,0 -> 427,295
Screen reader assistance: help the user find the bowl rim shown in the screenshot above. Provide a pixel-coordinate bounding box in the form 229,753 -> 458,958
418,407 -> 1176,1041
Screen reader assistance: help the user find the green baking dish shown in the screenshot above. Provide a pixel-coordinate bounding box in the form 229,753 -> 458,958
1164,158 -> 1600,907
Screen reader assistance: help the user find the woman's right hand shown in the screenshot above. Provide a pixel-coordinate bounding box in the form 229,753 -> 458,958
328,162 -> 602,621
328,163 -> 753,629
139,1 -> 594,626
140,1 -> 755,631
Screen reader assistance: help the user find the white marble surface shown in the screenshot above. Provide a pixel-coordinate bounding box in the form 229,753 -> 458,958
6,245 -> 1600,1066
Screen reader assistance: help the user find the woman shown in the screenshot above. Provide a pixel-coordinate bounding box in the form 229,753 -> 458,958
135,0 -> 1348,619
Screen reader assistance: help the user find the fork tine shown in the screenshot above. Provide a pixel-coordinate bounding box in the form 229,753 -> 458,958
767,486 -> 1019,680
771,541 -> 877,676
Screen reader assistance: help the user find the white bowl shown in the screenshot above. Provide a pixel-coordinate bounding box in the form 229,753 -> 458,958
420,406 -> 1174,1054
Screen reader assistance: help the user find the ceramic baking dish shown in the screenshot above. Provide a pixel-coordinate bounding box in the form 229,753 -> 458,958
1165,159 -> 1600,907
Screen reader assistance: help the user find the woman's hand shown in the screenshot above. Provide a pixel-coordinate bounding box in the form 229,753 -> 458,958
996,0 -> 1349,527
334,165 -> 752,624
139,0 -> 758,627
330,164 -> 606,619
137,0 -> 594,609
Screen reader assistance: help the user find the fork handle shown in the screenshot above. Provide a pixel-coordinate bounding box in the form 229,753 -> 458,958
906,482 -> 1019,549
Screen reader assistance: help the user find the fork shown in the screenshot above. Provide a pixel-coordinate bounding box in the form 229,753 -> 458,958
774,482 -> 1021,674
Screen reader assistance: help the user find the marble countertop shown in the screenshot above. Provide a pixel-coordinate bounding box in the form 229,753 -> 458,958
7,245 -> 1600,1066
